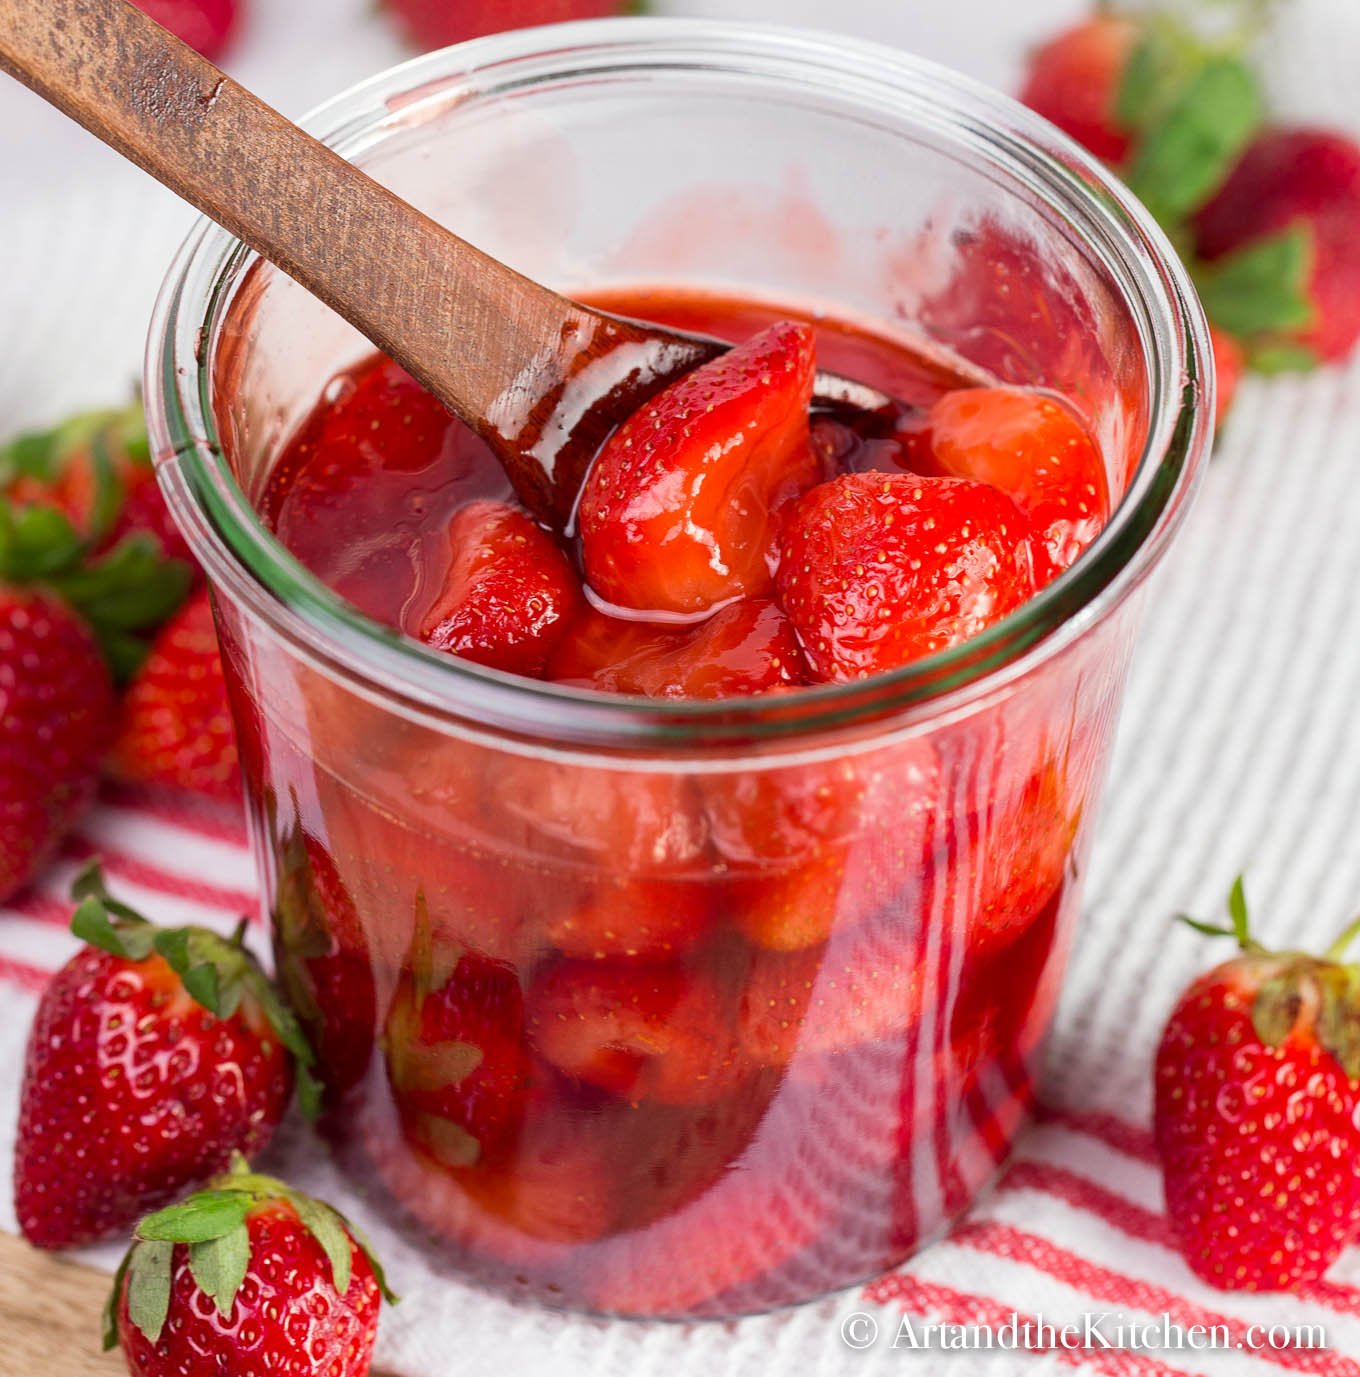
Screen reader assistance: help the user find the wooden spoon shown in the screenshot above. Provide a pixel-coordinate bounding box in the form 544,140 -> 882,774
0,0 -> 979,530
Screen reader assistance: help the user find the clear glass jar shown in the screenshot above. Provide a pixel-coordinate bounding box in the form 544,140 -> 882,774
145,18 -> 1211,1319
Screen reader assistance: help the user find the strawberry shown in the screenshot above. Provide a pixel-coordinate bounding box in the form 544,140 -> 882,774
737,920 -> 929,1067
262,353 -> 508,627
384,901 -> 531,1169
108,1157 -> 393,1377
776,472 -> 1035,683
2,400 -> 194,569
922,387 -> 1110,586
528,960 -> 747,1105
132,0 -> 240,60
1193,127 -> 1360,366
579,321 -> 817,615
417,499 -> 582,676
107,586 -> 242,802
0,586 -> 114,901
550,597 -> 807,698
1020,15 -> 1140,164
383,0 -> 633,53
545,873 -> 714,961
0,492 -> 188,901
1155,880 -> 1360,1292
14,865 -> 316,1249
271,817 -> 376,1104
1210,323 -> 1246,427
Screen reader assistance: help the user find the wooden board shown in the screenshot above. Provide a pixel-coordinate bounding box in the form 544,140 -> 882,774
0,1232 -> 123,1376
0,1232 -> 399,1376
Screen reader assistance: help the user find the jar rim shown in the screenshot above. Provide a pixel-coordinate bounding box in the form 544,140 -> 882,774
146,15 -> 1213,753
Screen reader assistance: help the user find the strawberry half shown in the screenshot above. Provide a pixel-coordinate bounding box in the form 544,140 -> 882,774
1156,880 -> 1360,1291
922,387 -> 1109,587
417,499 -> 582,676
550,597 -> 808,698
109,1157 -> 393,1377
776,472 -> 1035,683
14,865 -> 317,1249
579,321 -> 817,615
384,900 -> 532,1169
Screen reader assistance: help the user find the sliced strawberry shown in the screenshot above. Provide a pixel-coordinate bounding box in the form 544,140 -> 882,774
777,472 -> 1035,683
385,919 -> 532,1170
923,386 -> 1109,586
546,874 -> 714,961
485,758 -> 708,875
579,321 -> 817,614
270,823 -> 376,1103
262,354 -> 508,626
1019,16 -> 1139,164
528,960 -> 747,1105
551,597 -> 807,698
416,499 -> 581,676
1193,127 -> 1360,364
737,922 -> 929,1067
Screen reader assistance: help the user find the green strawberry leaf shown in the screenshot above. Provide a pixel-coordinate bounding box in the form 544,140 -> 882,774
102,1248 -> 135,1351
188,1222 -> 252,1318
1249,340 -> 1320,374
1196,225 -> 1316,339
1115,19 -> 1207,136
1227,874 -> 1251,946
153,927 -> 226,1015
70,895 -> 157,962
243,960 -> 322,1119
342,1214 -> 399,1306
290,1195 -> 354,1297
125,1238 -> 176,1345
138,1190 -> 253,1244
1126,56 -> 1262,225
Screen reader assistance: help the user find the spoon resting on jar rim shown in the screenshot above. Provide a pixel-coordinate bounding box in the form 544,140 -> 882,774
0,0 -> 991,531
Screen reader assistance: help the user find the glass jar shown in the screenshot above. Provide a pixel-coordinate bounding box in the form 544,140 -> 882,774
145,18 -> 1212,1319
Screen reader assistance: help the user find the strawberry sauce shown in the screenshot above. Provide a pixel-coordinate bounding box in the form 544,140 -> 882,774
250,287 -> 1118,1316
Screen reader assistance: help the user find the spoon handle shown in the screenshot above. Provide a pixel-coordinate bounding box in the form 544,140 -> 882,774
0,0 -> 609,481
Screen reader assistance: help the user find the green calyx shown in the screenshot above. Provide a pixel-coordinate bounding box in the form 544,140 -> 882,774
1177,876 -> 1360,1079
0,400 -> 191,682
70,861 -> 322,1119
103,1154 -> 397,1350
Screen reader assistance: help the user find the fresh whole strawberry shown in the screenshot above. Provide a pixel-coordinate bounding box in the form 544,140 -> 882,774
132,0 -> 240,61
580,321 -> 818,615
0,586 -> 115,901
777,472 -> 1035,683
1193,127 -> 1360,366
922,387 -> 1109,587
0,490 -> 188,901
107,586 -> 242,802
384,0 -> 633,53
1155,880 -> 1360,1291
14,865 -> 317,1249
1020,14 -> 1140,164
109,1156 -> 393,1377
417,499 -> 581,676
1210,323 -> 1246,428
2,400 -> 194,569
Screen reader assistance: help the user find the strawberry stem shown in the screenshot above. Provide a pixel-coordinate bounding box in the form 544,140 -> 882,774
1325,912 -> 1360,963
